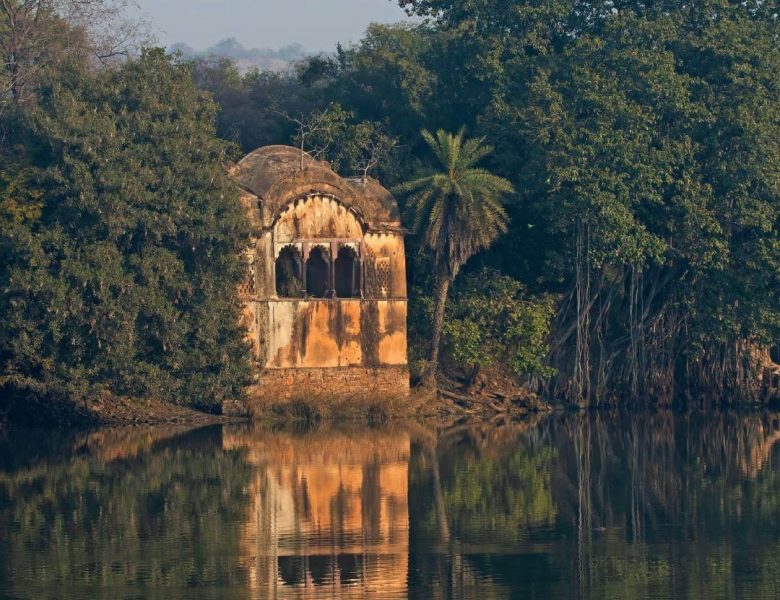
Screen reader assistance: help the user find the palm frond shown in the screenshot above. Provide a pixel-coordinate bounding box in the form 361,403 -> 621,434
460,168 -> 516,195
394,127 -> 515,275
459,137 -> 492,168
392,173 -> 436,195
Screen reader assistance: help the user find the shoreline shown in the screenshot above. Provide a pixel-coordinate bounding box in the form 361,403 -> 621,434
3,386 -> 777,431
0,393 -> 246,429
0,385 -> 549,429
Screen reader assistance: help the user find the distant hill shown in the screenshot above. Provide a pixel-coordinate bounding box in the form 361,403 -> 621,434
170,38 -> 309,73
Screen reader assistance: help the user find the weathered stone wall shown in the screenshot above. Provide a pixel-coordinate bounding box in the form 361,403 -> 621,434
262,299 -> 407,369
232,146 -> 402,230
225,366 -> 410,417
363,232 -> 407,298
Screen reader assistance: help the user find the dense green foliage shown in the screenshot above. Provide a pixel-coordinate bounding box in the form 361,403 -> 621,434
443,270 -> 556,378
192,1 -> 780,404
0,50 -> 251,409
409,268 -> 555,380
188,57 -> 310,156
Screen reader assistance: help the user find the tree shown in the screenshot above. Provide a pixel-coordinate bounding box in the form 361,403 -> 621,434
0,0 -> 146,106
0,49 -> 251,410
395,128 -> 514,385
288,103 -> 399,180
187,57 -> 326,155
286,103 -> 350,168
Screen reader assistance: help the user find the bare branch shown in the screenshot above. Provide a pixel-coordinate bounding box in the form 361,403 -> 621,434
276,104 -> 342,170
354,123 -> 397,181
1,0 -> 149,105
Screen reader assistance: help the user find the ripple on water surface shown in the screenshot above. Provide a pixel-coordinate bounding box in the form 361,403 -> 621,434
1,413 -> 780,599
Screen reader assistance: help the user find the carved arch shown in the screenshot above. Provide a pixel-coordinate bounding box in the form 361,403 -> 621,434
271,193 -> 367,241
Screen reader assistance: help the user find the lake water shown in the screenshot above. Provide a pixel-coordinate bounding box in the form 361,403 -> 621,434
1,412 -> 779,599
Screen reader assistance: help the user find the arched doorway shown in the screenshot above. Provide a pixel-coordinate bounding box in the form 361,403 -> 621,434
335,246 -> 361,298
306,246 -> 330,298
275,245 -> 304,298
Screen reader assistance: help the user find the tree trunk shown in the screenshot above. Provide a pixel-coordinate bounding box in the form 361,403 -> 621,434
467,363 -> 481,389
423,272 -> 451,387
430,443 -> 451,543
9,55 -> 19,103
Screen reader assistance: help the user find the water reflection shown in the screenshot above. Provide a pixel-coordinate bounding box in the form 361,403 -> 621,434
0,413 -> 779,599
223,426 -> 409,598
411,413 -> 780,599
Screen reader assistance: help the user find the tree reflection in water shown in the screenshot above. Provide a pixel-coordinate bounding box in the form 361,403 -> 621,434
0,413 -> 779,598
411,412 -> 780,598
0,426 -> 255,599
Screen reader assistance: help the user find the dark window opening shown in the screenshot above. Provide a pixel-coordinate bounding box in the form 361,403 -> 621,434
335,246 -> 361,298
337,553 -> 362,584
278,556 -> 305,586
275,246 -> 304,298
308,555 -> 332,585
306,246 -> 330,298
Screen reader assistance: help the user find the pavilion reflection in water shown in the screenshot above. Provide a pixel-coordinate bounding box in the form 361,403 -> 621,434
223,427 -> 410,598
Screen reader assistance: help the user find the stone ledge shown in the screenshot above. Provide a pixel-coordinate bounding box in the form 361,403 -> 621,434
227,366 -> 411,418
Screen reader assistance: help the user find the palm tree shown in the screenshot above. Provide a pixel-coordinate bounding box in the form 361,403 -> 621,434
395,128 -> 514,386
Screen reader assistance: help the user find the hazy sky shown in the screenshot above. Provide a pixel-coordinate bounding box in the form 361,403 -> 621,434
135,0 -> 412,52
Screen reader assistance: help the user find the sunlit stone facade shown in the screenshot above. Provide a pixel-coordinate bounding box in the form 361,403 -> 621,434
229,146 -> 409,410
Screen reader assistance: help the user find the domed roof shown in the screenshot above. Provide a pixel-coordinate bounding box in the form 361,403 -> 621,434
233,145 -> 401,230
